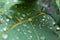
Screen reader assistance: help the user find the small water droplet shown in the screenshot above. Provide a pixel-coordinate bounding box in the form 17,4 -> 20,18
17,29 -> 20,32
23,24 -> 27,27
28,30 -> 31,33
2,34 -> 8,39
24,32 -> 27,35
40,36 -> 45,40
6,19 -> 9,22
42,19 -> 45,21
28,18 -> 32,21
56,27 -> 60,30
13,0 -> 18,2
3,27 -> 7,31
49,27 -> 53,29
53,22 -> 55,25
16,37 -> 19,39
6,1 -> 9,4
22,14 -> 26,17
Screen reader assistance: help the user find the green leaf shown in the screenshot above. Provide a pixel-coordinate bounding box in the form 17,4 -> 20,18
0,0 -> 60,40
56,0 -> 60,10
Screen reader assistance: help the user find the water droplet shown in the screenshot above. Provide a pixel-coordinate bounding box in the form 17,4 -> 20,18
40,36 -> 45,40
43,16 -> 46,18
53,22 -> 55,25
36,1 -> 40,5
22,14 -> 26,17
5,23 -> 8,25
28,18 -> 32,21
6,19 -> 9,22
17,29 -> 20,31
6,1 -> 9,4
30,35 -> 32,38
28,30 -> 31,33
56,27 -> 60,30
23,24 -> 27,27
20,17 -> 24,20
3,27 -> 7,31
49,27 -> 53,29
0,29 -> 3,32
13,0 -> 18,2
24,32 -> 27,35
2,34 -> 8,39
42,19 -> 45,21
16,37 -> 19,39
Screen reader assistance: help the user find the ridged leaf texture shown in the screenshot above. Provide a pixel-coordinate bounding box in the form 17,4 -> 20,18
0,0 -> 60,40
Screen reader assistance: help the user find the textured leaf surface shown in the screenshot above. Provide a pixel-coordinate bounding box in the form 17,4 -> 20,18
0,0 -> 60,40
